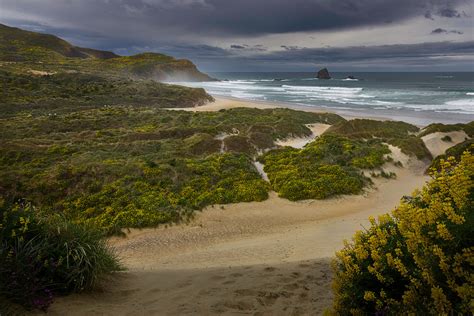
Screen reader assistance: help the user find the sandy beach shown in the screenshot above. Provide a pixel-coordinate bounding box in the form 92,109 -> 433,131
43,96 -> 439,315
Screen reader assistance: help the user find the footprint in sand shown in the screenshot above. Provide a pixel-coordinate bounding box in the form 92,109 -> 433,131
234,288 -> 258,296
222,279 -> 236,285
263,266 -> 277,272
282,282 -> 299,291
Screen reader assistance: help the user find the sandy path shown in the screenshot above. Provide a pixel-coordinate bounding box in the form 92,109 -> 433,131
44,150 -> 428,315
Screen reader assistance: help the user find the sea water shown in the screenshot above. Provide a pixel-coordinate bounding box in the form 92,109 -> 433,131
178,72 -> 474,125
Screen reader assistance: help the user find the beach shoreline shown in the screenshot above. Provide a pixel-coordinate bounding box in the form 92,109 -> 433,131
176,95 -> 471,127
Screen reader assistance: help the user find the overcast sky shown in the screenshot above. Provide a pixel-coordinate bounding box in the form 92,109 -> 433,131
1,0 -> 473,71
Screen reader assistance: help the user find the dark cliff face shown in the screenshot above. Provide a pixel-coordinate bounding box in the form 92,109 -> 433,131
0,23 -> 214,82
317,68 -> 331,80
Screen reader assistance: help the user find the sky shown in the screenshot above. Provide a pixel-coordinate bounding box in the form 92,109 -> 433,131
1,0 -> 473,72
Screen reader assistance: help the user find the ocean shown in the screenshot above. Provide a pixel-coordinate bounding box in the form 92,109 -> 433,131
177,72 -> 474,126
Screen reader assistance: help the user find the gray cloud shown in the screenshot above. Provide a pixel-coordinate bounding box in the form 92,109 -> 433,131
437,7 -> 462,18
281,45 -> 301,51
229,44 -> 267,52
162,41 -> 474,71
431,28 -> 464,35
230,45 -> 246,49
1,0 -> 470,40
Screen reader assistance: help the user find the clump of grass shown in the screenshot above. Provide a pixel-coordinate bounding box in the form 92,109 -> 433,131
441,135 -> 452,142
394,161 -> 403,168
0,200 -> 121,311
370,169 -> 397,179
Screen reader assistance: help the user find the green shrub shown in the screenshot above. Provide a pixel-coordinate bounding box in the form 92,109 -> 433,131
330,151 -> 473,315
441,135 -> 452,142
0,200 -> 121,311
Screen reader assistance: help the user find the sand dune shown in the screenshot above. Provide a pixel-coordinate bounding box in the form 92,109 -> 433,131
43,145 -> 428,315
275,123 -> 331,149
421,130 -> 469,158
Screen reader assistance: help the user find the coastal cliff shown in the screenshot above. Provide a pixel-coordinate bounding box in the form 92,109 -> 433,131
0,23 -> 213,82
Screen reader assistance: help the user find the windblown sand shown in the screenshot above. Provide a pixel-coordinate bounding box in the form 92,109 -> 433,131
43,98 -> 431,316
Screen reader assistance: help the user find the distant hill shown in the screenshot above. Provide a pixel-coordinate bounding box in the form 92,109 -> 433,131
0,23 -> 213,81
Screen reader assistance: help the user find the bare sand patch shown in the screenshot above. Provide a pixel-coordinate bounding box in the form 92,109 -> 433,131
421,131 -> 469,158
275,123 -> 331,148
27,69 -> 56,76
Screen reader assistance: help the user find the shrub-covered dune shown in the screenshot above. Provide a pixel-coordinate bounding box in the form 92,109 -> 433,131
325,119 -> 432,160
260,134 -> 392,200
331,152 -> 473,315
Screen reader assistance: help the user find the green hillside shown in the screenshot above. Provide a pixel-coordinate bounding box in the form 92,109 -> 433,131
0,23 -> 213,81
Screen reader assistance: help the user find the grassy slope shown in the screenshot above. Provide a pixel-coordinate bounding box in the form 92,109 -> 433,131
0,82 -> 344,232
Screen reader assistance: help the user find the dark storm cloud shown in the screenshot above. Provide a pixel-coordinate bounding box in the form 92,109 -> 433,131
1,0 -> 470,41
437,7 -> 462,17
229,44 -> 267,52
431,28 -> 464,35
163,40 -> 474,71
230,45 -> 246,49
260,41 -> 474,63
281,45 -> 301,51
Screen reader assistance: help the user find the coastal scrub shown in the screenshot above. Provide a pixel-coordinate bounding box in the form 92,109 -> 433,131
330,152 -> 473,315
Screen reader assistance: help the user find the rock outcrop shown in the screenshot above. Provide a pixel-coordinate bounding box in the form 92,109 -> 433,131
317,68 -> 331,79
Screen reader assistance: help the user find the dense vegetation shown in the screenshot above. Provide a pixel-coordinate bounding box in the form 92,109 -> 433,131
0,70 -> 213,115
325,119 -> 432,160
331,152 -> 473,315
259,134 -> 392,200
1,82 -> 344,232
0,200 -> 121,311
0,23 -> 212,81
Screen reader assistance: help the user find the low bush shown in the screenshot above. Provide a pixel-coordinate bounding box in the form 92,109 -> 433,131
0,200 -> 121,311
330,151 -> 473,315
441,135 -> 452,142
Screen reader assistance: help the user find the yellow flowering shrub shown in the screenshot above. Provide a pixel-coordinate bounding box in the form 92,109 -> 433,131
331,151 -> 473,315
